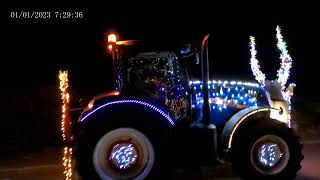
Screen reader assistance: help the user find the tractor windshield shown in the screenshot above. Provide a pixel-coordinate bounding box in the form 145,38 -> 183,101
126,52 -> 189,120
127,52 -> 183,95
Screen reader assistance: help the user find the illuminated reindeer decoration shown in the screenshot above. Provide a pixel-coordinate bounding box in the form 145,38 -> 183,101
249,25 -> 295,126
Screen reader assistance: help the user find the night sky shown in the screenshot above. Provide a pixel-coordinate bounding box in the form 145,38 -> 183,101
5,2 -> 320,97
2,1 -> 320,154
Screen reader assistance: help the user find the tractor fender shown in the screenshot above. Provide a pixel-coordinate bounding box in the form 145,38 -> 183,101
78,99 -> 174,134
80,90 -> 120,114
221,106 -> 270,153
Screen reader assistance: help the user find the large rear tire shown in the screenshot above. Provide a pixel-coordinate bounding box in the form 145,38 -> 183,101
75,126 -> 172,180
231,120 -> 303,179
92,128 -> 155,180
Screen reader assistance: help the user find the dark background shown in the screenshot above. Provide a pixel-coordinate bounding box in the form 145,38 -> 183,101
2,2 -> 320,156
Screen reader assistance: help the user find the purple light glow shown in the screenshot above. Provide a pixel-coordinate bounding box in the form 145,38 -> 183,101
80,100 -> 174,126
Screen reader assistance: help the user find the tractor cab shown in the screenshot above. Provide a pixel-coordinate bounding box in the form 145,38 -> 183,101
106,35 -> 196,122
124,51 -> 191,121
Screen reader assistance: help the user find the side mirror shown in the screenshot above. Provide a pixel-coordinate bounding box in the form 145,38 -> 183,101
195,52 -> 200,64
79,98 -> 88,108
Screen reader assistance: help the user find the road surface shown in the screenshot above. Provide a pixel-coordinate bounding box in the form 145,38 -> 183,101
0,141 -> 319,180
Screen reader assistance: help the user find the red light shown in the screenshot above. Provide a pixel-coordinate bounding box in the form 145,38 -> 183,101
108,44 -> 113,50
108,34 -> 117,43
201,34 -> 210,48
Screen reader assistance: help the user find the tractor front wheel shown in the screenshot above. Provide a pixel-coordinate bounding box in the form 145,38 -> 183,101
231,120 -> 303,179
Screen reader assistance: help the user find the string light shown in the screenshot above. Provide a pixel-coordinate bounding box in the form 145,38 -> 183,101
249,36 -> 266,86
63,147 -> 73,180
59,71 -> 73,180
249,26 -> 295,127
190,80 -> 263,111
249,25 -> 292,89
59,70 -> 71,142
275,26 -> 294,126
276,25 -> 293,88
189,80 -> 260,88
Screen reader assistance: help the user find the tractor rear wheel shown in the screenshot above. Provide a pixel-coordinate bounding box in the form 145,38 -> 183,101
92,128 -> 155,180
75,126 -> 172,180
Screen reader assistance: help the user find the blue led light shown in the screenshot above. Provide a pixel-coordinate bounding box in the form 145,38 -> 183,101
189,80 -> 263,111
181,49 -> 190,54
80,100 -> 174,125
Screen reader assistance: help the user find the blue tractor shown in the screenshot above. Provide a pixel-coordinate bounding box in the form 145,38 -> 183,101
59,27 -> 303,180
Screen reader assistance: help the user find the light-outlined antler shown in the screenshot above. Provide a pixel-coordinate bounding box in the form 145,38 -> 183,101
250,26 -> 295,124
249,25 -> 292,89
276,25 -> 293,89
249,36 -> 266,86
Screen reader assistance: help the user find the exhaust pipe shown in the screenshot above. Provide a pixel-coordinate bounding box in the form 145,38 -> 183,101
201,34 -> 211,125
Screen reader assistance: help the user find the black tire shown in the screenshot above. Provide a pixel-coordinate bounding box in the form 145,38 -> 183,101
75,121 -> 171,180
231,120 -> 303,180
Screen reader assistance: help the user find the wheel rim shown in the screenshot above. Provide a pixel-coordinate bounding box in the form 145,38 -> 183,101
109,143 -> 139,170
250,135 -> 290,175
93,128 -> 154,180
